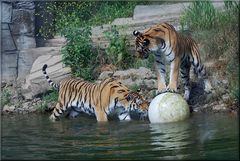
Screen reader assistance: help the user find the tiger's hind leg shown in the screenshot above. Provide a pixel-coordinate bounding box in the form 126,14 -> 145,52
192,60 -> 212,94
49,102 -> 66,122
180,61 -> 191,100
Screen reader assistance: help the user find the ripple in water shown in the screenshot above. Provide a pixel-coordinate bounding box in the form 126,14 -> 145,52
1,113 -> 239,160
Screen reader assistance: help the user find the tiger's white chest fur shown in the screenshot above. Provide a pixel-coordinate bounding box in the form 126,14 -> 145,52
151,41 -> 175,64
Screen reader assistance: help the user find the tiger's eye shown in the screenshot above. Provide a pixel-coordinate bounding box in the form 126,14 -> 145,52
143,39 -> 150,46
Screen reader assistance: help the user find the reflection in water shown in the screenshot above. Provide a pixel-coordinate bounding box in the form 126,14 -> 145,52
1,113 -> 239,160
149,121 -> 192,159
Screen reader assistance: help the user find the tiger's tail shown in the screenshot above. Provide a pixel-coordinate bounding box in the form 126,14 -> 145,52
42,64 -> 59,90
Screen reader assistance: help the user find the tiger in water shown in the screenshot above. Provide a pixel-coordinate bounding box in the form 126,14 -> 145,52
42,64 -> 149,122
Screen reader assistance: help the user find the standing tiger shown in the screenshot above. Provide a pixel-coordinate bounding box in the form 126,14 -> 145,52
133,22 -> 212,100
42,64 -> 149,122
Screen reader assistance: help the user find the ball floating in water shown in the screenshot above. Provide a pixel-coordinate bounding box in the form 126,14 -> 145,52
148,92 -> 190,123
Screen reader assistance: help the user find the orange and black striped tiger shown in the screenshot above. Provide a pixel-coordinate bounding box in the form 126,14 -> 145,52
42,64 -> 149,122
133,22 -> 212,100
69,89 -> 150,120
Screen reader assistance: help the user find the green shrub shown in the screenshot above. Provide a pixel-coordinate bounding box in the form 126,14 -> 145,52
36,90 -> 58,113
227,55 -> 239,100
133,54 -> 155,70
104,25 -> 135,70
36,1 -> 144,39
180,0 -> 216,30
1,88 -> 12,107
61,27 -> 98,81
129,83 -> 141,92
181,0 -> 239,101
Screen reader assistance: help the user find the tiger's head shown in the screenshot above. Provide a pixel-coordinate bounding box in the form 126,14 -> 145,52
105,79 -> 149,119
133,23 -> 176,59
128,90 -> 150,120
106,78 -> 133,112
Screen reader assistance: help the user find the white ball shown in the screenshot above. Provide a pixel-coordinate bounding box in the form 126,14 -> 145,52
148,92 -> 190,123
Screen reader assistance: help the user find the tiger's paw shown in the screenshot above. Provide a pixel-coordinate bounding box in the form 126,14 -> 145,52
166,88 -> 178,93
49,114 -> 57,122
166,86 -> 178,93
155,89 -> 168,96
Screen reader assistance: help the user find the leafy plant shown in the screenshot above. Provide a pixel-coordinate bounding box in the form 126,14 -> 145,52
61,27 -> 98,81
1,88 -> 12,107
181,0 -> 239,101
104,25 -> 135,69
36,90 -> 58,113
133,54 -> 155,70
35,1 -> 146,39
180,1 -> 216,30
129,83 -> 141,92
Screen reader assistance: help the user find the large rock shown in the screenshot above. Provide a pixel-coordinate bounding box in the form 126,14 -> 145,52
17,47 -> 61,80
43,36 -> 67,47
133,3 -> 190,20
133,2 -> 224,20
10,7 -> 36,50
1,51 -> 18,81
13,1 -> 35,10
10,9 -> 35,36
98,67 -> 156,80
148,92 -> 190,123
98,67 -> 157,90
1,2 -> 12,23
22,55 -> 71,99
1,27 -> 17,51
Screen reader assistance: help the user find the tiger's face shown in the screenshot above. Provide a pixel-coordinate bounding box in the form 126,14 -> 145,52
109,80 -> 133,111
109,81 -> 149,115
129,91 -> 150,120
133,24 -> 168,59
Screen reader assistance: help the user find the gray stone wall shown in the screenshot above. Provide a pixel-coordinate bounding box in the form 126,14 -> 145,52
1,1 -> 36,82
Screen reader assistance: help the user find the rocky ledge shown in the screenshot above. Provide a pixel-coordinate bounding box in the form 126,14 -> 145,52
1,66 -> 238,116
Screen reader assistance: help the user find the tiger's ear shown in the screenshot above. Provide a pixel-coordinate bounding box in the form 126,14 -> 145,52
133,30 -> 141,36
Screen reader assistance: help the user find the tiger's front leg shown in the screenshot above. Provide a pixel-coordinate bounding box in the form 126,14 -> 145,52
95,109 -> 108,122
118,112 -> 131,121
155,62 -> 167,94
167,57 -> 181,92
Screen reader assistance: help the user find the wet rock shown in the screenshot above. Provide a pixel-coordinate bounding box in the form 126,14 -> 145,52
3,105 -> 16,113
222,94 -> 230,102
22,102 -> 30,110
212,103 -> 228,112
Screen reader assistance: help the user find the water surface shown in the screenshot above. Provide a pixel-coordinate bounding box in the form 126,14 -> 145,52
1,113 -> 239,160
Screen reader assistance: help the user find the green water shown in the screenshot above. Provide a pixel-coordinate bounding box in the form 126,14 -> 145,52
1,113 -> 239,160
